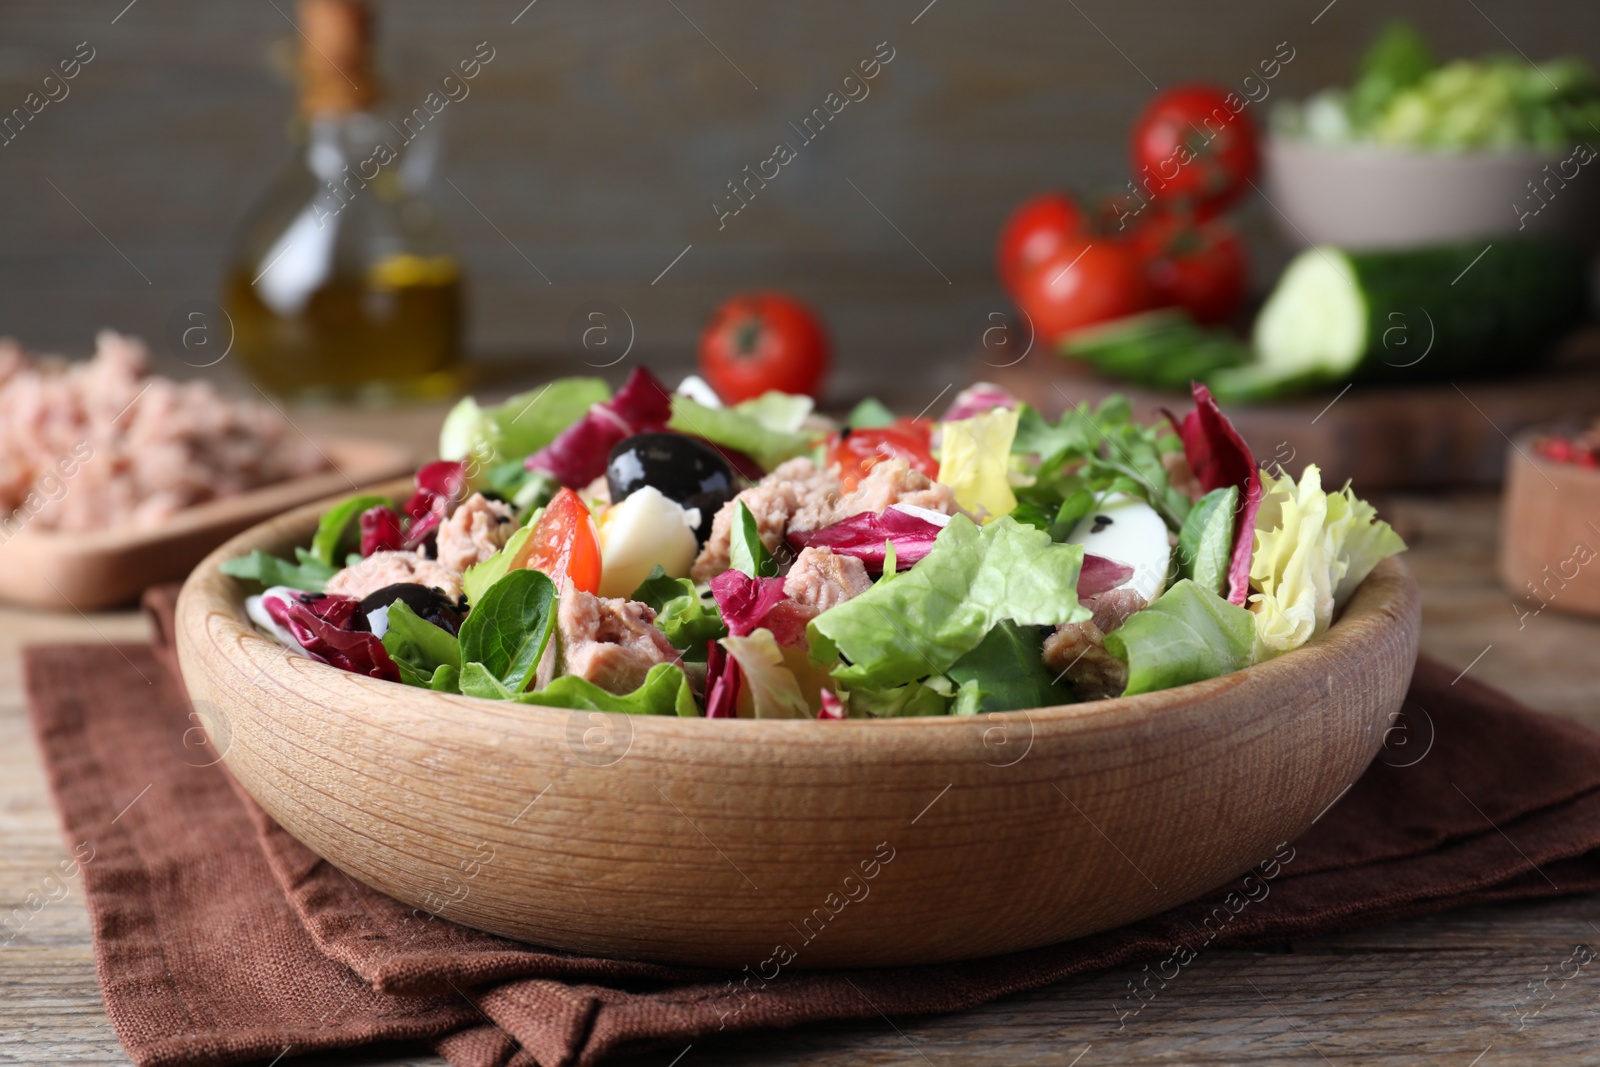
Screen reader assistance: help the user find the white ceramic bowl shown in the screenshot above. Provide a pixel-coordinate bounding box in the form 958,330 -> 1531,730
1264,137 -> 1600,251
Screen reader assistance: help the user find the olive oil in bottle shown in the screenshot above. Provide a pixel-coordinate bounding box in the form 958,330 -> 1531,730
224,0 -> 462,399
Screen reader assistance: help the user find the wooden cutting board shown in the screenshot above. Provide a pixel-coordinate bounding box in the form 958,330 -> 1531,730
987,356 -> 1600,491
0,438 -> 413,612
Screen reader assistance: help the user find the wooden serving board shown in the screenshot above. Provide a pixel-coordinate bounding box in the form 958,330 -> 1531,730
0,438 -> 413,612
988,357 -> 1600,492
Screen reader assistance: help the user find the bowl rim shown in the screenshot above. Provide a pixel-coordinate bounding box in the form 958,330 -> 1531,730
178,478 -> 1419,732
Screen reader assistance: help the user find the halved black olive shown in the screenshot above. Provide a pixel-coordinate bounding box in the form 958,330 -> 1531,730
606,432 -> 737,543
359,583 -> 466,636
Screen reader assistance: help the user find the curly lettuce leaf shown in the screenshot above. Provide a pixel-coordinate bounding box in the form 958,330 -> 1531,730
1104,580 -> 1255,696
667,395 -> 813,472
809,514 -> 1089,689
440,378 -> 611,479
514,662 -> 698,717
632,566 -> 727,658
1248,464 -> 1406,661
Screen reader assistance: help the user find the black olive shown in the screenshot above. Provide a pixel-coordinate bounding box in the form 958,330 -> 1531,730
359,583 -> 466,636
606,432 -> 737,543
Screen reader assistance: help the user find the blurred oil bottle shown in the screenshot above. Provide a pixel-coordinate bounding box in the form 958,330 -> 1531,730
224,0 -> 462,400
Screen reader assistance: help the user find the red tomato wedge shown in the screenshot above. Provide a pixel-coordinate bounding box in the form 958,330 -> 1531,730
825,419 -> 937,493
514,488 -> 602,595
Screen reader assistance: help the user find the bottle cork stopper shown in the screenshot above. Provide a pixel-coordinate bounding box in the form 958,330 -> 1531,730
298,0 -> 378,115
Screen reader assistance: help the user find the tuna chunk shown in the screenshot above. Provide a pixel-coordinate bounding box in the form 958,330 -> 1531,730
436,492 -> 516,573
1040,588 -> 1148,702
558,590 -> 679,694
821,458 -> 959,527
783,546 -> 871,615
691,458 -> 839,582
324,550 -> 464,602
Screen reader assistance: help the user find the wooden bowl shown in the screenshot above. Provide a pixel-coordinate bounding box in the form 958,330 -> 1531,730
176,490 -> 1421,969
1499,436 -> 1600,619
0,438 -> 413,611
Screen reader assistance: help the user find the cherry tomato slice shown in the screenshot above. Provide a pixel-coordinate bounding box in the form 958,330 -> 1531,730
515,488 -> 602,595
825,419 -> 937,493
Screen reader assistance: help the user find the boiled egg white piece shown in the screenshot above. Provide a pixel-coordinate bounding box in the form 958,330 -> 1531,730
595,485 -> 700,598
1064,493 -> 1171,604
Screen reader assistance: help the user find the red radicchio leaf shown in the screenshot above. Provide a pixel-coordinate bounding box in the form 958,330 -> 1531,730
941,382 -> 1018,423
1077,553 -> 1136,599
525,366 -> 673,487
1165,382 -> 1263,606
709,569 -> 813,647
817,689 -> 846,720
264,592 -> 400,682
401,460 -> 468,552
786,508 -> 945,574
703,640 -> 742,719
359,505 -> 405,556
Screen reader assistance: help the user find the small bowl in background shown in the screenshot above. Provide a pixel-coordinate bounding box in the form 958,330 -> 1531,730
1264,137 -> 1600,251
1499,431 -> 1600,620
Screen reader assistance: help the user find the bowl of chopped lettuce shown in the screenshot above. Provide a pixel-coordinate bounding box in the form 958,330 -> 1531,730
176,370 -> 1418,968
1267,22 -> 1600,250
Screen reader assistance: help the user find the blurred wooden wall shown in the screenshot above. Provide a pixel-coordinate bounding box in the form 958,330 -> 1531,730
0,0 -> 1596,392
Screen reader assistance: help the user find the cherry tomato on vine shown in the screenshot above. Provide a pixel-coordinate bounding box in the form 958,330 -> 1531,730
1126,214 -> 1247,325
1012,239 -> 1152,343
1130,84 -> 1260,215
699,292 -> 830,403
996,192 -> 1084,294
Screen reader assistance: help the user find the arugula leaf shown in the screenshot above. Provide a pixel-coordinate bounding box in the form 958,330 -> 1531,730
220,549 -> 339,592
667,395 -> 813,472
728,500 -> 778,578
947,620 -> 1073,712
310,494 -> 390,567
462,525 -> 533,606
845,397 -> 896,429
1104,579 -> 1255,696
1176,486 -> 1238,596
457,569 -> 557,695
381,600 -> 462,689
809,515 -> 1089,689
514,662 -> 698,716
631,566 -> 727,658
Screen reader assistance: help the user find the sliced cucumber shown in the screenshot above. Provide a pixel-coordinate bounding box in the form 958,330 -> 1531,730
1251,249 -> 1366,380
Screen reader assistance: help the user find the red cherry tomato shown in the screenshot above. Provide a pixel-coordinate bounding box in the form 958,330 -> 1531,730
1130,84 -> 1260,214
516,488 -> 602,595
825,419 -> 937,493
1126,214 -> 1247,325
699,292 -> 830,404
996,192 -> 1083,294
1012,239 -> 1152,344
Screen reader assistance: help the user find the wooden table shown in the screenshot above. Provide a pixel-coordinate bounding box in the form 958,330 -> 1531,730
4,403 -> 1600,1065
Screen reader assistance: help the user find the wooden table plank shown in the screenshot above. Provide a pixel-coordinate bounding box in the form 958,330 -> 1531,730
3,455 -> 1599,1063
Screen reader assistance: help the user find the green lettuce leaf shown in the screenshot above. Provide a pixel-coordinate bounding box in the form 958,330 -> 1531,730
514,662 -> 698,716
733,390 -> 814,434
440,378 -> 611,477
667,395 -> 813,472
220,548 -> 339,592
1104,579 -> 1255,696
946,620 -> 1073,712
845,397 -> 896,429
381,600 -> 462,689
809,515 -> 1090,689
462,525 -> 533,607
456,569 -> 557,695
842,676 -> 955,718
309,494 -> 391,567
631,566 -> 726,658
1176,486 -> 1238,596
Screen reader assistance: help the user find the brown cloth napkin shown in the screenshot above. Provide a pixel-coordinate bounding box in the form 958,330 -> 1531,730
24,585 -> 1600,1067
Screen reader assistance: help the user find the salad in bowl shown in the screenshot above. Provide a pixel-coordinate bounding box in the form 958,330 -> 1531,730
221,368 -> 1405,718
